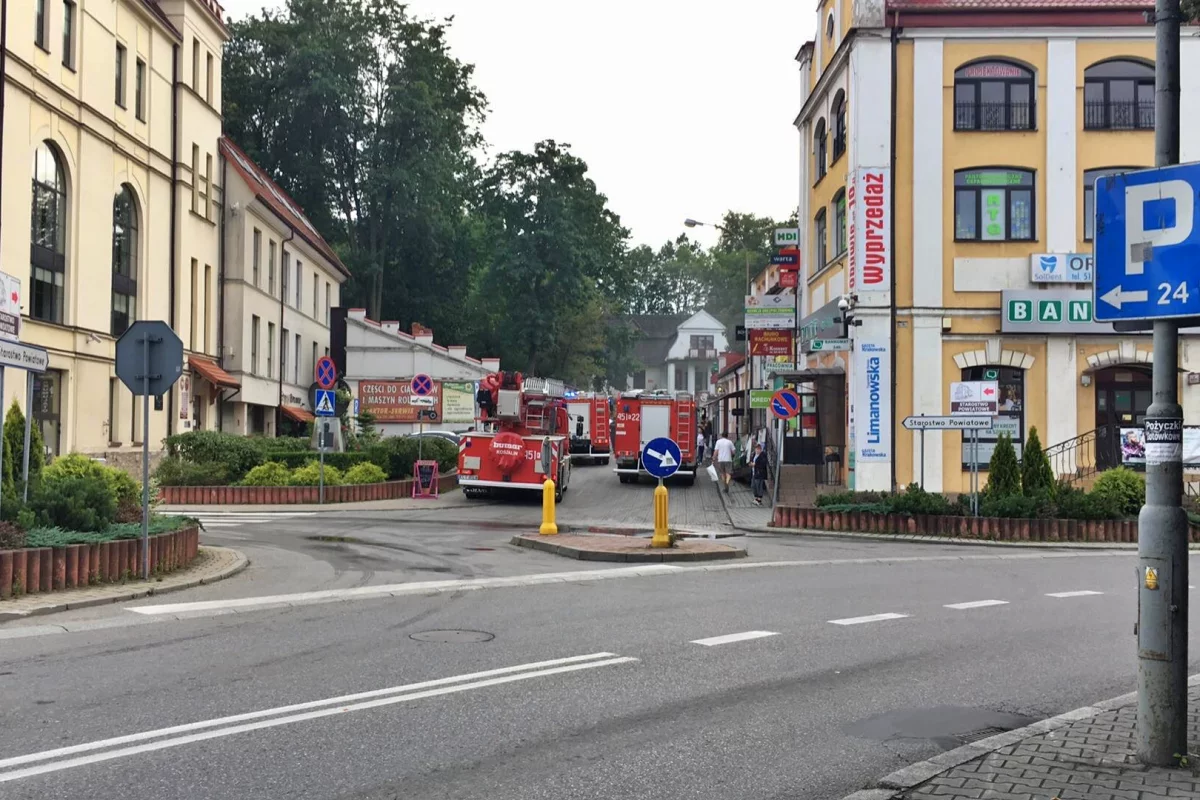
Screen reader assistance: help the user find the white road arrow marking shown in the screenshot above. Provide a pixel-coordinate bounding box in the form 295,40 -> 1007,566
645,448 -> 677,468
1099,285 -> 1149,309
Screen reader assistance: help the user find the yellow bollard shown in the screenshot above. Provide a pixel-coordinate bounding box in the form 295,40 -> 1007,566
540,478 -> 558,535
651,480 -> 670,548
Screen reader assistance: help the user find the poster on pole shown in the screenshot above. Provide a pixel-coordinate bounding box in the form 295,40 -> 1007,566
0,272 -> 21,342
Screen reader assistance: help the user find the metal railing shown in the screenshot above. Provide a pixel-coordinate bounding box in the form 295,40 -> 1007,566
1083,100 -> 1154,131
1044,427 -> 1115,486
954,101 -> 1034,131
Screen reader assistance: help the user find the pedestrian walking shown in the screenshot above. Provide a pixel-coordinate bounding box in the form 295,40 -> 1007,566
696,430 -> 706,464
751,442 -> 769,506
712,431 -> 735,494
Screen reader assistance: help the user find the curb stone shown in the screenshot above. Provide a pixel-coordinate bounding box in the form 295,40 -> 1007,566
839,673 -> 1200,799
0,546 -> 248,622
510,534 -> 747,562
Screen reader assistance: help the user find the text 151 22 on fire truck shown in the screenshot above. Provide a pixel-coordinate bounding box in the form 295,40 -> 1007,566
457,371 -> 573,501
612,390 -> 697,485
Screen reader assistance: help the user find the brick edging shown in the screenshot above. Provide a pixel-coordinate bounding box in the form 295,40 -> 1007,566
509,534 -> 747,563
769,506 -> 1173,543
157,472 -> 460,505
839,673 -> 1200,800
0,526 -> 201,601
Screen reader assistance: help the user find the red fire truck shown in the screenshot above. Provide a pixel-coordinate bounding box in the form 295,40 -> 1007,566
612,390 -> 698,485
566,394 -> 611,464
457,372 -> 573,501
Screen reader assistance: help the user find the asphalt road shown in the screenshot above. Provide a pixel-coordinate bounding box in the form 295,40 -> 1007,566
1,542 -> 1186,800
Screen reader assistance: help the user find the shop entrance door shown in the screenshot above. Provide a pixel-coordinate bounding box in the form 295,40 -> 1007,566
1093,367 -> 1151,471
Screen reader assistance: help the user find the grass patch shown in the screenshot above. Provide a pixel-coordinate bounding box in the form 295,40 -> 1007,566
23,516 -> 197,548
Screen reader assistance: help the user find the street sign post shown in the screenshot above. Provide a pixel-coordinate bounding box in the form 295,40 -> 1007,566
410,373 -> 434,461
904,416 -> 994,490
115,320 -> 183,580
770,389 -> 801,420
642,437 -> 680,548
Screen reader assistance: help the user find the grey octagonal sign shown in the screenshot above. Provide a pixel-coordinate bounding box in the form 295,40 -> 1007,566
116,320 -> 184,397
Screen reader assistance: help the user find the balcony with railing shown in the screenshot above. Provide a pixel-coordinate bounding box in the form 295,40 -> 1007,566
1084,100 -> 1154,131
953,101 -> 1034,132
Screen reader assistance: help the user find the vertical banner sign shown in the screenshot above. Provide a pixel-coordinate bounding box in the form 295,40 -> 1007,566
847,181 -> 858,292
1144,417 -> 1183,466
852,168 -> 891,293
854,340 -> 891,462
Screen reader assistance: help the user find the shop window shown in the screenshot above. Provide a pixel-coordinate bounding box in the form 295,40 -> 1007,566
1084,59 -> 1154,130
954,168 -> 1035,242
953,60 -> 1035,131
961,365 -> 1024,468
34,369 -> 63,458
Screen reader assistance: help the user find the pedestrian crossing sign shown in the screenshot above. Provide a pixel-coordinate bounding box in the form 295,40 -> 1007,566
315,389 -> 336,417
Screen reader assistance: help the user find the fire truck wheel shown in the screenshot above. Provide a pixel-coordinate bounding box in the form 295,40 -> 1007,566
683,474 -> 696,486
600,457 -> 610,466
555,482 -> 564,503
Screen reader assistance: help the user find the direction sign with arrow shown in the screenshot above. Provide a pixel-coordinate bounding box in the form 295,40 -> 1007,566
949,381 -> 999,416
641,436 -> 681,480
1094,162 -> 1200,322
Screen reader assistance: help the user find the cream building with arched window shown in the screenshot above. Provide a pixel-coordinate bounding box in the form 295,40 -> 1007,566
2,0 -> 227,468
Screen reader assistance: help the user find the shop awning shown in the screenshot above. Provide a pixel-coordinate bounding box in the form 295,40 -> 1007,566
281,404 -> 315,423
189,357 -> 240,389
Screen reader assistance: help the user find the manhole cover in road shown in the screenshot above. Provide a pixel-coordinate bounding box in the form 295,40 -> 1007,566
409,630 -> 495,643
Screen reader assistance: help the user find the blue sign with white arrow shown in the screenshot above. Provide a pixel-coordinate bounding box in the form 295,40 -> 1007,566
1094,162 -> 1200,322
641,437 -> 682,480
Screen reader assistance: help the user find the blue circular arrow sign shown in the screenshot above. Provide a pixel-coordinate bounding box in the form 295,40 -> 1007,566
411,373 -> 434,397
770,389 -> 801,420
641,437 -> 682,480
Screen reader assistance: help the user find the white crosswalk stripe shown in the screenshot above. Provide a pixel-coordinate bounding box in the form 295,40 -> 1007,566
173,512 -> 317,529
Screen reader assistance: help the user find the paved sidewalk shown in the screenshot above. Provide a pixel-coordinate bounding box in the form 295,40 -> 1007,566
845,680 -> 1200,800
713,473 -> 774,529
0,546 -> 247,621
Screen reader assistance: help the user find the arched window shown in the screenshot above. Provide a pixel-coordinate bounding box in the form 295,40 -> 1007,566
826,13 -> 835,40
30,142 -> 66,324
832,92 -> 847,161
954,168 -> 1035,242
961,366 -> 1024,468
814,118 -> 827,181
111,185 -> 138,336
1083,167 -> 1144,241
1084,59 -> 1154,130
953,60 -> 1035,131
814,208 -> 828,269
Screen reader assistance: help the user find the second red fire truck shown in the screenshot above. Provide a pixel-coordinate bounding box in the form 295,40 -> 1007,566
566,394 -> 611,464
612,390 -> 698,485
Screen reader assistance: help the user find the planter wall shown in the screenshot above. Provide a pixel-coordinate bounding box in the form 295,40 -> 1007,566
769,506 -> 1185,544
157,472 -> 460,506
0,527 -> 201,601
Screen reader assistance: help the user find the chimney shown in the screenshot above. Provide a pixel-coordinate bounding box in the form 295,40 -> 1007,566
348,308 -> 367,321
448,346 -> 467,360
415,331 -> 434,347
481,357 -> 500,372
381,321 -> 400,335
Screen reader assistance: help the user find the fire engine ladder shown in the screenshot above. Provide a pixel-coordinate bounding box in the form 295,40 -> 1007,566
521,378 -> 567,433
522,377 -> 567,398
675,392 -> 693,457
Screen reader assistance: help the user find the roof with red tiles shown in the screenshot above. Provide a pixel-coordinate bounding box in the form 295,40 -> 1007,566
220,137 -> 350,280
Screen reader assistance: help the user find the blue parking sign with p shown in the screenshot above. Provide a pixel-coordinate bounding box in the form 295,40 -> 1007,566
1094,163 -> 1200,322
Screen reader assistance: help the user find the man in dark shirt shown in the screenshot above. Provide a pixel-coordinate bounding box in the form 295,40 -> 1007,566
751,442 -> 769,506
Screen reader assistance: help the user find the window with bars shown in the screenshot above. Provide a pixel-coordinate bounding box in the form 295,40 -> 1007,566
1084,59 -> 1154,131
953,60 -> 1035,132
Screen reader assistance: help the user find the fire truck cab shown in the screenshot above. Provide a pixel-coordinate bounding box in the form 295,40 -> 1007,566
612,390 -> 697,485
566,394 -> 611,464
457,372 -> 573,501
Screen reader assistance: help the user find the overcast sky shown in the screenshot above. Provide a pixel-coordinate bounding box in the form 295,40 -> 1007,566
219,1 -> 814,247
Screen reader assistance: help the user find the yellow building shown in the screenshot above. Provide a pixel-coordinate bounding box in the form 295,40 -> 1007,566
794,0 -> 1200,493
1,0 -> 226,466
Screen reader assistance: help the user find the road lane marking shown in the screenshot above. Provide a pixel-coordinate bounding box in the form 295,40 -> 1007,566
690,631 -> 779,647
0,652 -> 623,773
828,613 -> 909,626
944,600 -> 1009,610
0,656 -> 637,783
1046,591 -> 1104,598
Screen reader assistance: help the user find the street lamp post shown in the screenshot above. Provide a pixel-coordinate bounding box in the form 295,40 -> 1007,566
684,218 -> 752,296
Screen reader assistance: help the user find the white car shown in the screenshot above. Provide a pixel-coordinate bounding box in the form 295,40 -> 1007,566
407,430 -> 460,446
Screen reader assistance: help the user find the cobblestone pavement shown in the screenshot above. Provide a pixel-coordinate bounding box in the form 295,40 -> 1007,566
0,546 -> 246,621
849,682 -> 1200,800
716,473 -> 775,529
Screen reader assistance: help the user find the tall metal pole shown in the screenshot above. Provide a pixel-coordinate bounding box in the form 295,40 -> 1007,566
1137,0 -> 1187,766
141,335 -> 151,581
21,371 -> 32,500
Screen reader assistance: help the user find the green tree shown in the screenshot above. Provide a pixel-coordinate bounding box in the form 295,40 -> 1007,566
1020,426 -> 1054,498
986,433 -> 1022,498
2,400 -> 44,494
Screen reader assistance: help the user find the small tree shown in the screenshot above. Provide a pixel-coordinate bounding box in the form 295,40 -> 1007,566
986,433 -> 1022,498
1020,426 -> 1055,498
2,400 -> 44,493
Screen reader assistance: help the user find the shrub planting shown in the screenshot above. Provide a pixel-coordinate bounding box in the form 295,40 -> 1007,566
1020,427 -> 1055,498
1092,467 -> 1145,516
289,461 -> 343,486
240,461 -> 293,487
343,462 -> 388,485
986,433 -> 1022,498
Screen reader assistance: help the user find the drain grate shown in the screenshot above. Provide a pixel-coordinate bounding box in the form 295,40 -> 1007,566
410,630 -> 495,643
956,726 -> 1008,744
